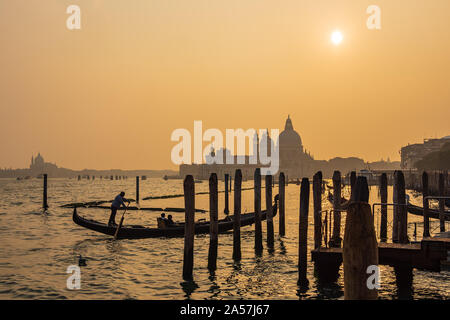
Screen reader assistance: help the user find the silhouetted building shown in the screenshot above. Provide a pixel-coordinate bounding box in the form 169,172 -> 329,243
400,136 -> 450,169
30,153 -> 58,175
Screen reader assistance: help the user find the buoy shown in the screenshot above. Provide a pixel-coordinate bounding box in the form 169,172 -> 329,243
78,255 -> 87,267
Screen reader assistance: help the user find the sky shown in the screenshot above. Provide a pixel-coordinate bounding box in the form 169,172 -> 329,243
0,0 -> 449,170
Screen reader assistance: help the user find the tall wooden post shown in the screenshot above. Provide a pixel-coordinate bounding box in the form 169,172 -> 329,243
422,172 -> 430,237
279,172 -> 286,237
229,175 -> 232,192
439,173 -> 446,232
43,174 -> 48,209
343,176 -> 378,300
266,174 -> 274,249
313,171 -> 322,249
224,174 -> 229,214
298,178 -> 310,286
350,171 -> 357,193
183,175 -> 195,280
254,168 -> 263,253
331,171 -> 342,247
233,170 -> 242,261
379,173 -> 388,242
392,171 -> 399,243
208,173 -> 218,271
136,176 -> 140,204
396,171 -> 408,244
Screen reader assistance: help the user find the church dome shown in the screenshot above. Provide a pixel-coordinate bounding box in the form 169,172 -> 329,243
278,115 -> 302,149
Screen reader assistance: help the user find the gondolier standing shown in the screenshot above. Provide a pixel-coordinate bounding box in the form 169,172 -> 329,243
108,191 -> 130,226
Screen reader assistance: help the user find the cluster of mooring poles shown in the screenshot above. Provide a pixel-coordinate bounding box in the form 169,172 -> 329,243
181,168 -> 385,299
182,168 -> 290,281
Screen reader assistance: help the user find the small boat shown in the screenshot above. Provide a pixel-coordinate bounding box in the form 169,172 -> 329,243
73,195 -> 279,239
407,202 -> 450,221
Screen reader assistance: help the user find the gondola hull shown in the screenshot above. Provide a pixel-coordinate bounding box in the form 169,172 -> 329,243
407,202 -> 450,221
73,196 -> 278,239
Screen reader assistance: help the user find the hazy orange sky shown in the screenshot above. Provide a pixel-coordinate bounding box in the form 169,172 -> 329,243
0,0 -> 449,170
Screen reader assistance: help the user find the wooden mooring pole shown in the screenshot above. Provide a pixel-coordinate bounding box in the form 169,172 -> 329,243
439,173 -> 446,232
254,168 -> 263,254
43,174 -> 48,209
279,172 -> 286,237
224,174 -> 229,214
266,174 -> 274,249
183,175 -> 195,280
379,173 -> 388,242
343,176 -> 378,300
233,169 -> 242,261
392,171 -> 399,242
422,171 -> 430,237
298,178 -> 310,286
313,171 -> 322,249
350,171 -> 356,193
330,170 -> 342,247
396,171 -> 409,244
136,176 -> 140,204
208,173 -> 218,271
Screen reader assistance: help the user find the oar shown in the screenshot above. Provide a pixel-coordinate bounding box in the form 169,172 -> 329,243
114,203 -> 130,240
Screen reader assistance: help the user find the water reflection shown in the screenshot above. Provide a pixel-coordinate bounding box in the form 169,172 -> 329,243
394,265 -> 414,300
312,263 -> 343,299
278,238 -> 287,255
180,280 -> 199,299
207,273 -> 221,299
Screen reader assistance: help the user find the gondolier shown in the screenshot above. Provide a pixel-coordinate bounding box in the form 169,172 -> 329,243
108,191 -> 130,226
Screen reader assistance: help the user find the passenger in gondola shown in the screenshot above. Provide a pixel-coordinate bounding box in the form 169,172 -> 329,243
167,214 -> 175,226
108,191 -> 130,227
157,213 -> 168,228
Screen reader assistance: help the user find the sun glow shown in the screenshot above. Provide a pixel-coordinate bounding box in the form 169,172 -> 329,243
331,30 -> 343,45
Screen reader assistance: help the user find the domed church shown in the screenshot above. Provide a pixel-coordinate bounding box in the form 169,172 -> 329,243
180,115 -> 316,180
277,115 -> 314,178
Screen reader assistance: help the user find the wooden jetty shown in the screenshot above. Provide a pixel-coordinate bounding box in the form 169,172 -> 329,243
312,237 -> 450,272
311,237 -> 450,271
313,169 -> 449,274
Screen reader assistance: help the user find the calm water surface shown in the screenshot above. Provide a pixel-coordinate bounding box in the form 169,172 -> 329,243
0,178 -> 448,299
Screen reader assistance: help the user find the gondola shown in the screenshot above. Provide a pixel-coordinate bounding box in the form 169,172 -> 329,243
407,202 -> 450,221
328,191 -> 449,221
73,195 -> 279,239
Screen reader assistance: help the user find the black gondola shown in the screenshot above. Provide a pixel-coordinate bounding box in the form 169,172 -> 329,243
73,195 -> 279,239
407,202 -> 450,221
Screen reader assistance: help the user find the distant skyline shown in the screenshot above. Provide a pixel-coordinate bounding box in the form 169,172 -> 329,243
1,1 -> 449,170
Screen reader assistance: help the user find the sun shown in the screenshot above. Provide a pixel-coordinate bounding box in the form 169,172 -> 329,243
331,30 -> 343,45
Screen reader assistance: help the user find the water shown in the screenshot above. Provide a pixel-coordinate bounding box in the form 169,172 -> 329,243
0,178 -> 448,299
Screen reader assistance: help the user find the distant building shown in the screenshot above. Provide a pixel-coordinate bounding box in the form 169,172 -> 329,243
278,115 -> 314,178
180,116 -> 323,180
400,136 -> 450,169
30,153 -> 58,175
179,132 -> 273,180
